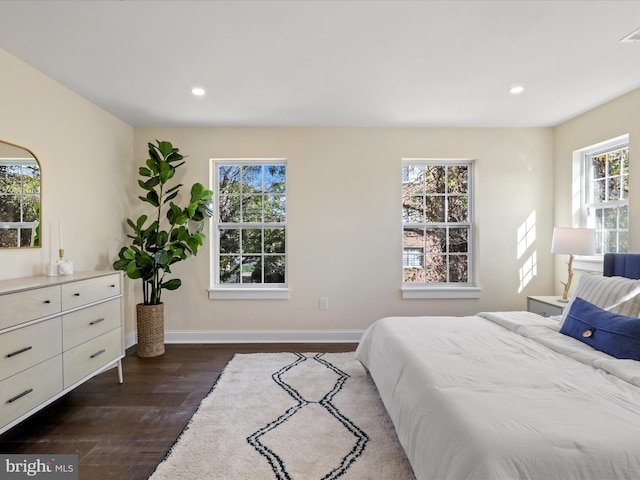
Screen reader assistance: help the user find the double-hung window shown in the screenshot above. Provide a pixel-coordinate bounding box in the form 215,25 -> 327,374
582,137 -> 629,254
401,159 -> 479,298
210,159 -> 288,299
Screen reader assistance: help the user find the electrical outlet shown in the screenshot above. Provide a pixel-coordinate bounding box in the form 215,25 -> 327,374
319,297 -> 329,310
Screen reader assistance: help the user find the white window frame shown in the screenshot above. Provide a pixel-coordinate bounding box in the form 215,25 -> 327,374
209,158 -> 289,300
578,135 -> 629,259
401,158 -> 480,299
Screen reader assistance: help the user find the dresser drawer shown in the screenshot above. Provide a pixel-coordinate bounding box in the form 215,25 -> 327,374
61,274 -> 120,310
63,298 -> 121,351
63,327 -> 121,388
0,286 -> 61,330
0,318 -> 62,382
0,356 -> 63,430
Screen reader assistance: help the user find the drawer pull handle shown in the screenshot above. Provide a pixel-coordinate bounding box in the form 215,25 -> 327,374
90,318 -> 105,326
110,284 -> 116,288
8,388 -> 33,404
44,300 -> 51,304
74,293 -> 81,297
90,349 -> 106,359
6,346 -> 33,358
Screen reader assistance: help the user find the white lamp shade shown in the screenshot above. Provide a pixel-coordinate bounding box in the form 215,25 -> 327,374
551,227 -> 596,255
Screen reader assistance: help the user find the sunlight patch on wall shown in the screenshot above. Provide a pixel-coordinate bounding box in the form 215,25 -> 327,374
517,211 -> 537,292
517,211 -> 536,259
519,251 -> 538,293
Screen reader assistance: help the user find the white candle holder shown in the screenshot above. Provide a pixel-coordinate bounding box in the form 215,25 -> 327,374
58,260 -> 74,276
46,260 -> 59,277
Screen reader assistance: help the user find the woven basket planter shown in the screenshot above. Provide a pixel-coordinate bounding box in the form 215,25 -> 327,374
136,303 -> 165,358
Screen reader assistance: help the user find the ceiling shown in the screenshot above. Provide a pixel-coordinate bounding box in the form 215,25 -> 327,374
1,0 -> 640,128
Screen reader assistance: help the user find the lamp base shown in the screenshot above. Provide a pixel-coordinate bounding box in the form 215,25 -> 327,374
557,298 -> 569,303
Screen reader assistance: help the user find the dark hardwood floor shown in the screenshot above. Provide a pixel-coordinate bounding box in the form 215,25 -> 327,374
0,343 -> 357,480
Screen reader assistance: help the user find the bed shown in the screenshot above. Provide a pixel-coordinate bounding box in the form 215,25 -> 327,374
356,253 -> 640,480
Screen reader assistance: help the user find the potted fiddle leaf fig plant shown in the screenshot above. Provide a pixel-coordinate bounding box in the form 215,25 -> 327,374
113,140 -> 213,358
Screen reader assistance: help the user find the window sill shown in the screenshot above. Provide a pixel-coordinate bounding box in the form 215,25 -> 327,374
573,255 -> 602,273
401,285 -> 481,299
208,288 -> 290,300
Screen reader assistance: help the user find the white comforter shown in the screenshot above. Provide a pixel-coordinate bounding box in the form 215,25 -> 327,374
356,312 -> 640,480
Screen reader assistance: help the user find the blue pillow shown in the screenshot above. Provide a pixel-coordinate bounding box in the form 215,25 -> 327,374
560,296 -> 640,361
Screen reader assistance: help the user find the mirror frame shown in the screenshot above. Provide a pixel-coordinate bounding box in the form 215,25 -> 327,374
0,139 -> 42,249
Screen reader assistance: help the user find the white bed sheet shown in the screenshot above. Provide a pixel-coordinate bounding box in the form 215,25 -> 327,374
356,312 -> 640,480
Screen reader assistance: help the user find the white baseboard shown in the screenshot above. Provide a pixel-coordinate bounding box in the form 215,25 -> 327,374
125,330 -> 363,348
125,333 -> 137,349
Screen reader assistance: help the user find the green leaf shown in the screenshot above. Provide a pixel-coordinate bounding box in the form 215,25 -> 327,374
157,161 -> 170,184
162,279 -> 182,291
138,195 -> 156,207
146,157 -> 159,174
156,230 -> 168,247
167,203 -> 187,225
164,191 -> 179,204
125,262 -> 142,279
145,191 -> 159,207
190,182 -> 205,198
165,184 -> 182,195
142,221 -> 159,245
186,202 -> 197,218
190,183 -> 213,202
136,215 -> 148,230
113,257 -> 130,271
166,154 -> 183,164
139,177 -> 160,191
174,225 -> 190,241
157,140 -> 174,157
186,236 -> 202,254
138,167 -> 152,177
155,250 -> 170,267
166,203 -> 181,224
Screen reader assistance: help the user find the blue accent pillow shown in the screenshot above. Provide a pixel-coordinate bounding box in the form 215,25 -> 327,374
560,297 -> 640,361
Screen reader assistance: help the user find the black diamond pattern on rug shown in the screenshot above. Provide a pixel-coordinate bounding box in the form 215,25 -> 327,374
247,353 -> 370,480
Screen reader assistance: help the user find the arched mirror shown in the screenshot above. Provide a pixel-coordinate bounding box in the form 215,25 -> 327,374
0,140 -> 41,248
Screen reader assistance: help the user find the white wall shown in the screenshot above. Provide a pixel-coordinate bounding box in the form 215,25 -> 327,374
133,127 -> 554,337
0,48 -> 135,331
553,88 -> 640,294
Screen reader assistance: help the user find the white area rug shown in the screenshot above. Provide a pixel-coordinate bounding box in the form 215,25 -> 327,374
150,352 -> 416,480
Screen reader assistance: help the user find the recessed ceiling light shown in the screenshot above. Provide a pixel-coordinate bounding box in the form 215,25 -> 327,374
191,87 -> 206,96
509,85 -> 524,95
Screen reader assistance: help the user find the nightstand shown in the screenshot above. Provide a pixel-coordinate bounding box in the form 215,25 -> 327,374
527,296 -> 567,317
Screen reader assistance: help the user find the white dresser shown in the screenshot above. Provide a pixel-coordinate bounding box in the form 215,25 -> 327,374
0,271 -> 124,435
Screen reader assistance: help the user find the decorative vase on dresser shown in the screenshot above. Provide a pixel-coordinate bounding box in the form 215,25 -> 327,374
0,271 -> 124,435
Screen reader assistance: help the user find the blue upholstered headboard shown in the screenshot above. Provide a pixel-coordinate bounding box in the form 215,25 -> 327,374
603,253 -> 640,279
